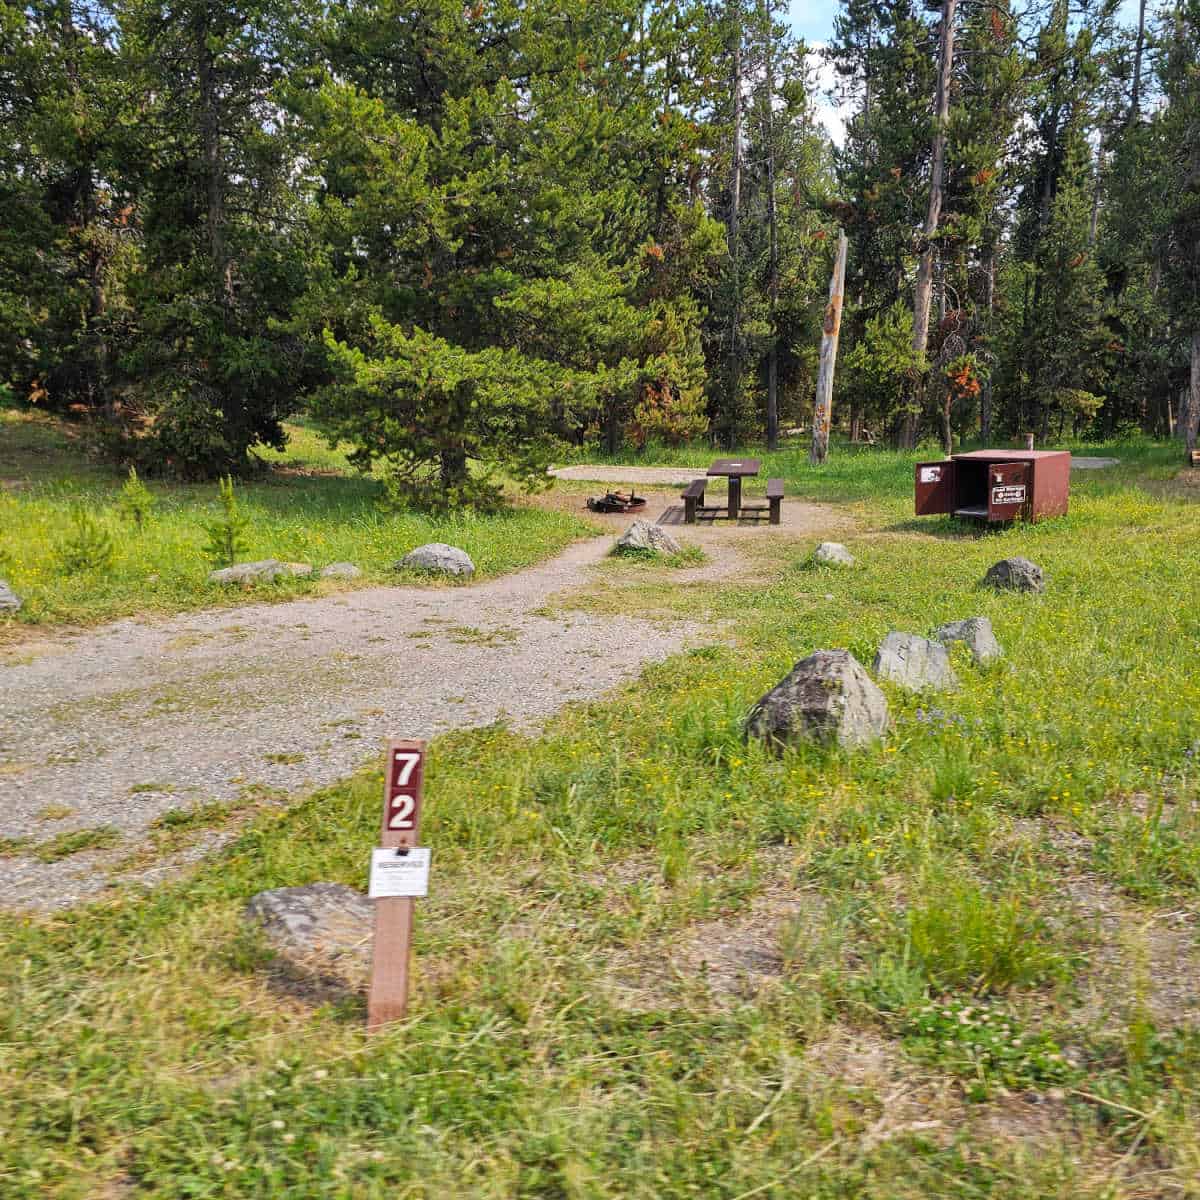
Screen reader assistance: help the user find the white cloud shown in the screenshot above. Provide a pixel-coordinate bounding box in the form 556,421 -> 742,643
806,43 -> 847,148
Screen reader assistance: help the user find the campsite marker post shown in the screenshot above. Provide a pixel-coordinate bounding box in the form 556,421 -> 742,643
367,737 -> 428,1031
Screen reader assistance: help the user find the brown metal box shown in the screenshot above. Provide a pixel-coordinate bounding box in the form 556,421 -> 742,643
915,449 -> 1070,523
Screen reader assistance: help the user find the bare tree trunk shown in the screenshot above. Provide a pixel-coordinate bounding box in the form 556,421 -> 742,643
905,0 -> 958,448
762,0 -> 779,451
811,232 -> 848,466
726,5 -> 743,448
1088,138 -> 1103,246
1129,0 -> 1147,125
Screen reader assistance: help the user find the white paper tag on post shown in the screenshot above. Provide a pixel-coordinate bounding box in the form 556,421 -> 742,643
369,847 -> 431,898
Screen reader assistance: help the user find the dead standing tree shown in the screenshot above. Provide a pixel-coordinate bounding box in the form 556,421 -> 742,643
901,0 -> 958,448
810,231 -> 848,465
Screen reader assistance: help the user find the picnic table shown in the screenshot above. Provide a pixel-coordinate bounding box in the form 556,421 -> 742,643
707,457 -> 761,520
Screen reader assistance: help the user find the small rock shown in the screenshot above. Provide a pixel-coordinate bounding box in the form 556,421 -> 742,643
982,556 -> 1044,593
935,616 -> 1002,664
745,649 -> 888,749
320,562 -> 362,580
873,632 -> 958,692
615,519 -> 682,556
396,543 -> 476,577
245,883 -> 373,985
0,579 -> 21,613
814,542 -> 855,567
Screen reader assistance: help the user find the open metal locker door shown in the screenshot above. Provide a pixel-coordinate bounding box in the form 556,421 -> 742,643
915,461 -> 956,515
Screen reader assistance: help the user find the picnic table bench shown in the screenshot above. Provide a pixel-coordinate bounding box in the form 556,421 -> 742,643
680,461 -> 783,524
738,477 -> 784,525
681,478 -> 709,523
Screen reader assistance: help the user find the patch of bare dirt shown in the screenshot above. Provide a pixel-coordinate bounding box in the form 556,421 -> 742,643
600,846 -> 830,1008
1005,814 -> 1200,1031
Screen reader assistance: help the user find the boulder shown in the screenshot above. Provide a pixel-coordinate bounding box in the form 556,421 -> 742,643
615,518 -> 682,556
745,649 -> 888,749
935,616 -> 1002,664
245,883 -> 373,986
396,543 -> 475,578
208,559 -> 286,585
982,556 -> 1044,593
320,561 -> 362,580
873,632 -> 958,692
813,542 -> 855,567
284,562 -> 313,578
0,580 -> 20,613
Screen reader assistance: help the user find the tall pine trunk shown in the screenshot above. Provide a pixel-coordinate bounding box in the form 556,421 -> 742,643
761,0 -> 779,451
980,248 -> 995,441
1184,332 -> 1200,450
726,5 -> 743,448
904,0 -> 957,449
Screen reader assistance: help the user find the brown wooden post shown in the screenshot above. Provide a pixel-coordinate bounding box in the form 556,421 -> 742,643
367,738 -> 426,1031
810,231 -> 848,465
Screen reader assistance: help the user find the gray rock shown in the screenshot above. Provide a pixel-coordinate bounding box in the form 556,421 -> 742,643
615,519 -> 682,556
745,649 -> 888,749
396,543 -> 476,577
245,883 -> 373,984
873,632 -> 958,692
320,561 -> 362,580
982,556 -> 1044,593
208,559 -> 312,584
814,542 -> 855,567
935,616 -> 1002,664
0,579 -> 21,613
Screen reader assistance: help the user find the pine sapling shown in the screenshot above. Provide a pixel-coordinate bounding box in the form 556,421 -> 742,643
118,466 -> 156,532
57,505 -> 116,574
202,475 -> 250,569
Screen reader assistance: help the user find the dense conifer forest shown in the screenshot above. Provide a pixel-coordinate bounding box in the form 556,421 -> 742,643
2,0 -> 1198,501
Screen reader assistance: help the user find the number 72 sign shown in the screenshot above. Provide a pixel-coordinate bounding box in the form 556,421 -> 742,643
384,740 -> 424,841
369,737 -> 427,1031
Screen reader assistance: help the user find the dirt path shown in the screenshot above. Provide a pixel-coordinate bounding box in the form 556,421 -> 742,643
0,498 -> 839,911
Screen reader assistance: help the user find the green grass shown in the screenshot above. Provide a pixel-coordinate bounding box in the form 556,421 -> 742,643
0,412 -> 595,636
4,435 -> 1200,1195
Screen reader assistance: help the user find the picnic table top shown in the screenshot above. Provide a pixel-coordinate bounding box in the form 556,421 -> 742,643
707,457 -> 761,478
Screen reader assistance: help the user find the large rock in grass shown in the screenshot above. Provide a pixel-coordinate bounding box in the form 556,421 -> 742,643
0,579 -> 20,613
874,632 -> 958,692
245,883 -> 372,986
982,557 -> 1044,593
615,519 -> 681,556
396,543 -> 475,578
745,649 -> 888,749
813,542 -> 855,567
320,561 -> 362,580
935,616 -> 1002,664
208,559 -> 312,585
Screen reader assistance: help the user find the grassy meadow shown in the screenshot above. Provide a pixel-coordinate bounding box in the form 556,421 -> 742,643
0,412 -> 594,636
4,429 -> 1200,1195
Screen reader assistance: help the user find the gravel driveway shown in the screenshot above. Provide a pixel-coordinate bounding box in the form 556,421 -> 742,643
0,531 -> 732,910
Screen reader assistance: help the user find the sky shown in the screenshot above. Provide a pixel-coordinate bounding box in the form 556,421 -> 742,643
786,0 -> 1146,146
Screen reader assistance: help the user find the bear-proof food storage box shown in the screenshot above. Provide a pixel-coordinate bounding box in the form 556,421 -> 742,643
914,449 -> 1070,524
